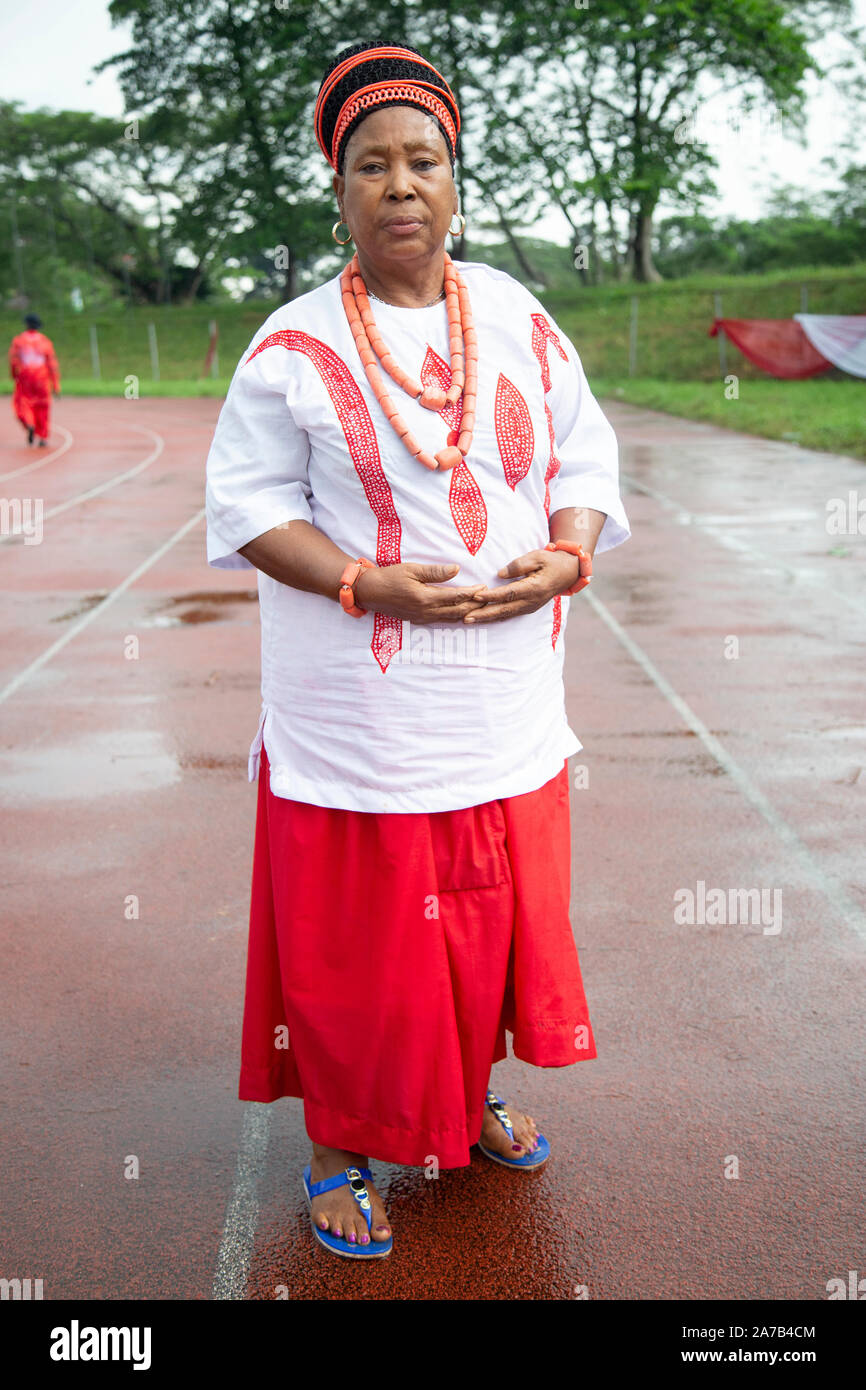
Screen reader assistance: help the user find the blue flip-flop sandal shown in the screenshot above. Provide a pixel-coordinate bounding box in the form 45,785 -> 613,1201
302,1164 -> 393,1258
476,1089 -> 551,1170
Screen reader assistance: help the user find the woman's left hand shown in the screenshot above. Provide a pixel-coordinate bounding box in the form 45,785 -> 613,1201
463,547 -> 587,624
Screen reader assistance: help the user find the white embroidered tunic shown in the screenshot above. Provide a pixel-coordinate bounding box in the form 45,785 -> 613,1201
205,259 -> 630,812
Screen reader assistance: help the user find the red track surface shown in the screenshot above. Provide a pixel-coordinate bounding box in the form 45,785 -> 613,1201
1,396 -> 863,1301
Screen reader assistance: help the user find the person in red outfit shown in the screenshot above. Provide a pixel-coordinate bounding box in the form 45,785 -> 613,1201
205,38 -> 630,1263
9,313 -> 61,447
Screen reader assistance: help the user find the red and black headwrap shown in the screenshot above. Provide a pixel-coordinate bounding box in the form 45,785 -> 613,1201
315,40 -> 461,175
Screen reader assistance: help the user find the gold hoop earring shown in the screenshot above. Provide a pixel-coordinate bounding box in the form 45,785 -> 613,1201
332,219 -> 352,245
449,212 -> 466,237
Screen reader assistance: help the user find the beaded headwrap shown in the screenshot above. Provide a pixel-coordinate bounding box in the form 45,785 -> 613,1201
315,42 -> 461,175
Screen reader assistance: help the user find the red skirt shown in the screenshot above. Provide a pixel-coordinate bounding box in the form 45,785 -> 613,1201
12,369 -> 52,439
239,744 -> 597,1168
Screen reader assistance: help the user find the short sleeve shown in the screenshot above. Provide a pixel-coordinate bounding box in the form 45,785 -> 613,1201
540,313 -> 630,555
205,329 -> 314,570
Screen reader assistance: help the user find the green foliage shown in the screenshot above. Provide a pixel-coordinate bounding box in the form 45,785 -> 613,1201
3,250 -> 862,388
97,0 -> 363,299
0,0 -> 863,307
482,0 -> 847,278
655,173 -> 866,275
594,377 -> 866,459
546,261 -> 866,381
0,101 -> 217,307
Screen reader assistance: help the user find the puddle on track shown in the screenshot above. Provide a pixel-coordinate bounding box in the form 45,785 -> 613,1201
143,590 -> 259,627
51,594 -> 109,623
50,590 -> 258,628
0,729 -> 180,801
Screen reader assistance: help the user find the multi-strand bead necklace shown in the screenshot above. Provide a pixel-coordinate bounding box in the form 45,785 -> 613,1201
339,250 -> 478,471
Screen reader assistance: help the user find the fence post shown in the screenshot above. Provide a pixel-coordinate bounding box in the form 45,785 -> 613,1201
89,324 -> 101,380
45,200 -> 64,327
714,292 -> 727,376
628,296 -> 638,377
148,322 -> 160,382
209,320 -> 219,378
9,202 -> 26,300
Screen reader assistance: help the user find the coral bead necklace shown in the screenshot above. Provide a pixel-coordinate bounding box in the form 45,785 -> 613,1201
339,250 -> 478,471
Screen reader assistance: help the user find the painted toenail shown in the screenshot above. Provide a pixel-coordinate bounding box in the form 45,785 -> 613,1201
360,1234 -> 370,1244
512,1144 -> 523,1151
334,1228 -> 342,1237
347,1233 -> 356,1243
376,1225 -> 389,1231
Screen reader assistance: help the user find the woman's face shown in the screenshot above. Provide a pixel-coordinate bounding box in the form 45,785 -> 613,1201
333,105 -> 457,270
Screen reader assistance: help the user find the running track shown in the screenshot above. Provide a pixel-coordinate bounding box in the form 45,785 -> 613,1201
1,397 -> 863,1301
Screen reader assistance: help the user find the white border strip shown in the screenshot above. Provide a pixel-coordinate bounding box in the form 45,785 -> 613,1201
584,587 -> 866,942
1,427 -> 164,542
0,424 -> 74,482
212,1104 -> 272,1300
622,473 -> 866,618
3,453 -> 270,1297
0,504 -> 205,704
40,426 -> 164,522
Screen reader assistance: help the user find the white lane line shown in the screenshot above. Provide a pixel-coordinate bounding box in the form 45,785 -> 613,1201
0,505 -> 206,704
0,426 -> 164,543
584,587 -> 866,943
212,1104 -> 272,1301
622,473 -> 866,619
0,425 -> 74,482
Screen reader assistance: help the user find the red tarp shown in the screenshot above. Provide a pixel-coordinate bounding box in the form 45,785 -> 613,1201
709,318 -> 832,379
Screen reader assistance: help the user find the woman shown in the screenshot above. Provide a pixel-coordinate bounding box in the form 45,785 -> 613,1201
205,39 -> 630,1260
8,313 -> 61,447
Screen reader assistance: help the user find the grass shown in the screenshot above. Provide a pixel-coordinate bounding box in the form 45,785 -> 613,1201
0,305 -> 264,385
0,377 -> 233,398
3,254 -> 865,384
547,268 -> 866,383
3,251 -> 862,457
5,373 -> 860,461
594,377 -> 866,460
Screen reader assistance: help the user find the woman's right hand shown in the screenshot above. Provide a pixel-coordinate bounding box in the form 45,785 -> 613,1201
353,562 -> 488,625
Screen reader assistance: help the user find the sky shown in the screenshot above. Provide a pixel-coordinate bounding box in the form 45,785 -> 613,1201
1,0 -> 863,242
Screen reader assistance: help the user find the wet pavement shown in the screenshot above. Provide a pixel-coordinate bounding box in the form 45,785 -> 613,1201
0,396 -> 863,1301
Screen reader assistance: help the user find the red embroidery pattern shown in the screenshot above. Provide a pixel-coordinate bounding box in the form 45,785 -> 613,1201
421,345 -> 488,553
550,594 -> 563,647
531,313 -> 568,393
543,402 -> 562,517
530,315 -> 570,648
420,345 -> 462,433
449,461 -> 487,555
547,440 -> 563,646
246,330 -> 402,673
494,374 -> 534,490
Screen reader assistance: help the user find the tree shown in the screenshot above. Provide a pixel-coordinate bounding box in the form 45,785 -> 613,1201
487,0 -> 851,280
7,0 -> 861,307
0,103 -> 204,306
654,162 -> 866,275
98,0 -> 353,301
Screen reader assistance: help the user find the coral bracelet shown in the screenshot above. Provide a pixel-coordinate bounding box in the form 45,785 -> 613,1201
339,556 -> 376,616
545,539 -> 593,595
